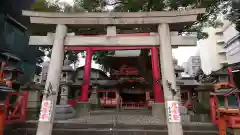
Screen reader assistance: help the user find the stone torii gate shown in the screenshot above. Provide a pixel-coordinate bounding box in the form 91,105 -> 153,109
23,8 -> 205,135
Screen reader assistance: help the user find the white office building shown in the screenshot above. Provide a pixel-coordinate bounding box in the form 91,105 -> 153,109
197,25 -> 228,74
221,22 -> 240,65
197,20 -> 239,75
184,56 -> 201,76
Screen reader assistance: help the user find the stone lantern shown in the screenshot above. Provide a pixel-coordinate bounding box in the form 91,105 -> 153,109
55,60 -> 75,120
59,59 -> 74,104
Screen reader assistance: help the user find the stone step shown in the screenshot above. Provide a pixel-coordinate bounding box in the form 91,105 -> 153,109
90,109 -> 152,116
5,121 -> 219,135
8,128 -> 219,135
11,122 -> 219,130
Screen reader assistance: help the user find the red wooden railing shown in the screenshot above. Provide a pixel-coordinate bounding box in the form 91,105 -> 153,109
122,102 -> 147,108
67,90 -> 120,108
210,95 -> 240,135
4,92 -> 28,124
100,97 -> 118,107
98,90 -> 119,108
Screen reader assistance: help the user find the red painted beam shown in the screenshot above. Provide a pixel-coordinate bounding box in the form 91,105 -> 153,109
65,46 -> 158,51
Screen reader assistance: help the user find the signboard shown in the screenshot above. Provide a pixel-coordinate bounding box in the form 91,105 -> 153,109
167,101 -> 181,122
39,100 -> 53,122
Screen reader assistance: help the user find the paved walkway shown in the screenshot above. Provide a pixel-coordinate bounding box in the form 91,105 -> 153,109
69,115 -> 164,125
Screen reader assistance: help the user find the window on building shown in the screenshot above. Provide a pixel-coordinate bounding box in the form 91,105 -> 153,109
192,59 -> 200,64
192,66 -> 199,72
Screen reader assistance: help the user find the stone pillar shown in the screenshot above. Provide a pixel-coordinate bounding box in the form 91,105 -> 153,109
55,84 -> 75,120
152,103 -> 166,121
36,24 -> 67,135
60,85 -> 69,105
75,102 -> 91,117
233,129 -> 240,135
88,86 -> 99,110
27,90 -> 41,120
158,24 -> 183,135
150,47 -> 164,103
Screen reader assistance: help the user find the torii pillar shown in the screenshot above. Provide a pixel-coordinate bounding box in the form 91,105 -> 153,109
75,48 -> 93,117
79,48 -> 93,102
159,24 -> 183,135
36,24 -> 67,135
151,47 -> 164,103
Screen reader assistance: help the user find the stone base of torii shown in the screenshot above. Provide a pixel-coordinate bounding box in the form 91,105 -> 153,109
22,9 -> 205,135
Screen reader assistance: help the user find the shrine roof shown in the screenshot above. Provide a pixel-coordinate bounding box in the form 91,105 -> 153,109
22,8 -> 205,35
176,77 -> 199,87
194,83 -> 214,92
75,66 -> 109,78
103,55 -> 184,72
0,52 -> 21,61
175,66 -> 184,72
62,65 -> 75,72
228,62 -> 240,71
210,88 -> 240,96
103,56 -> 152,70
21,82 -> 44,90
3,65 -> 23,73
211,68 -> 228,76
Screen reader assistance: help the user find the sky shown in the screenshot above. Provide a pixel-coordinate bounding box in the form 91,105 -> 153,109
172,47 -> 198,65
58,0 -> 198,67
59,0 -> 73,4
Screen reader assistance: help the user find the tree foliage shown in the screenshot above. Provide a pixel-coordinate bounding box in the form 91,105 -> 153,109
31,0 -> 80,65
230,0 -> 240,31
109,0 -> 234,39
31,0 -> 61,12
31,0 -> 240,66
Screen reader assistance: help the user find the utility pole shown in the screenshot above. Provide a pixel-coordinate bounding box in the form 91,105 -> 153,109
36,24 -> 67,135
158,24 -> 183,135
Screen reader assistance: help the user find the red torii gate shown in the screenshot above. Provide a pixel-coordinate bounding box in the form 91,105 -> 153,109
65,33 -> 164,103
